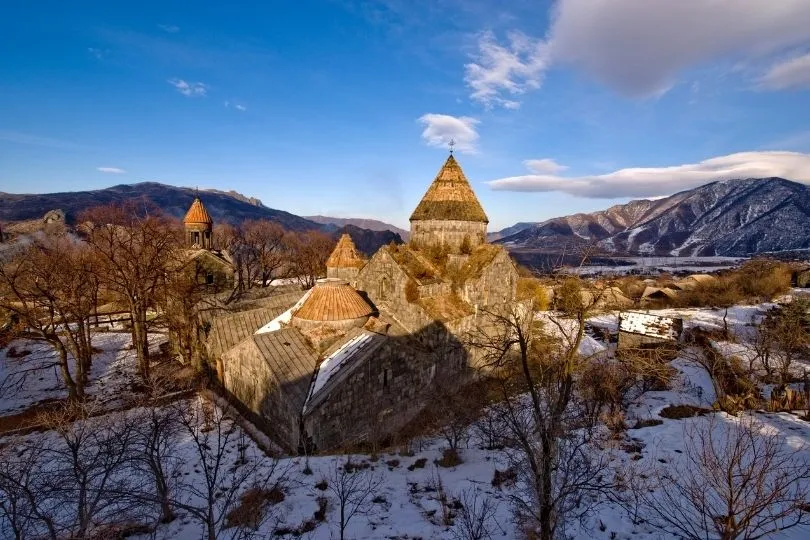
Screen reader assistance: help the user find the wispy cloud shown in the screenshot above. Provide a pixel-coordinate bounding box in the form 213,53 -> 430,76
97,167 -> 126,174
168,78 -> 208,97
758,52 -> 810,90
418,114 -> 480,154
224,100 -> 247,111
158,24 -> 180,33
488,151 -> 810,198
465,30 -> 548,109
87,47 -> 105,60
0,130 -> 84,150
524,159 -> 568,175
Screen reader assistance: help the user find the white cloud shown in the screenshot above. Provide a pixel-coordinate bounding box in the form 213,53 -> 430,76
524,158 -> 567,175
758,52 -> 810,90
168,78 -> 208,97
158,24 -> 180,33
488,151 -> 810,198
87,47 -> 104,60
465,30 -> 548,108
97,167 -> 126,174
225,101 -> 247,111
418,114 -> 480,154
235,104 -> 247,111
468,0 -> 810,101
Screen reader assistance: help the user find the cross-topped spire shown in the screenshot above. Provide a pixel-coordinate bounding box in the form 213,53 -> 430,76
449,138 -> 455,155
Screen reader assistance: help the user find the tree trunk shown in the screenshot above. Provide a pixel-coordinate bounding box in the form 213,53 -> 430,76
56,343 -> 79,402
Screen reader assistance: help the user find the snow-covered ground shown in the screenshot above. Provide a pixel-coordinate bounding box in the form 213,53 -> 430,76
3,301 -> 810,539
0,332 -> 166,415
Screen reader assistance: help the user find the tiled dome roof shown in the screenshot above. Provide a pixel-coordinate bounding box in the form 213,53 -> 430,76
409,155 -> 488,223
183,197 -> 213,225
326,234 -> 365,269
294,279 -> 374,322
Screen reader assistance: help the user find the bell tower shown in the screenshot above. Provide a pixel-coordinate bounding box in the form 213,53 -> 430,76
183,196 -> 213,249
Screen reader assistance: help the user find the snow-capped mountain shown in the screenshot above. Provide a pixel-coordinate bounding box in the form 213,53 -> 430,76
497,178 -> 810,256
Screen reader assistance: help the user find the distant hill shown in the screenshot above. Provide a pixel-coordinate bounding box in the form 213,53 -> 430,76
0,182 -> 319,231
305,215 -> 409,240
497,177 -> 810,256
0,182 -> 399,254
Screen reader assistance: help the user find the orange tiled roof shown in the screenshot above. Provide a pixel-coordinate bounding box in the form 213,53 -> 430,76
294,279 -> 374,322
183,197 -> 213,225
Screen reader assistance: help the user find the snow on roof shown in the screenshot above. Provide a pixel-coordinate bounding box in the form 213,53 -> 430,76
618,311 -> 683,341
254,288 -> 312,335
303,330 -> 384,412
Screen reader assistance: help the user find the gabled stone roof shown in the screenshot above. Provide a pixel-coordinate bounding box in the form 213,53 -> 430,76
326,233 -> 365,269
409,155 -> 488,223
183,197 -> 213,225
294,279 -> 375,322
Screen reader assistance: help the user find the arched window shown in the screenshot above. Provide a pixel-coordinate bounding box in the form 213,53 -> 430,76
379,276 -> 391,301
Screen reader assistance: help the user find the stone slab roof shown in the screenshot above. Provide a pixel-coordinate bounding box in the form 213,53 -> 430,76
326,233 -> 365,269
184,197 -> 213,225
294,279 -> 375,322
208,305 -> 290,358
251,327 -> 319,412
303,328 -> 386,413
409,155 -> 488,223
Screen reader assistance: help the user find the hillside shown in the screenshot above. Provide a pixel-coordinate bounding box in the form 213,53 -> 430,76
497,178 -> 810,256
0,182 -> 320,231
305,215 -> 409,240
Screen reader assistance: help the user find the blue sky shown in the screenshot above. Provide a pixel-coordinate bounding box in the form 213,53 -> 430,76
2,0 -> 810,231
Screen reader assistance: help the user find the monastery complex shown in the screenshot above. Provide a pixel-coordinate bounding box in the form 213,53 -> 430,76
192,154 -> 519,452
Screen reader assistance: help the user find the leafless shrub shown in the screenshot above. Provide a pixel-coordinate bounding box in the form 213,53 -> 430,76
327,455 -> 383,540
451,487 -> 499,540
641,415 -> 810,539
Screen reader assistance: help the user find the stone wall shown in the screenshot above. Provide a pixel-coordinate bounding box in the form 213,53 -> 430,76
410,219 -> 487,254
302,326 -> 468,451
327,266 -> 361,285
461,249 -> 518,308
221,340 -> 302,451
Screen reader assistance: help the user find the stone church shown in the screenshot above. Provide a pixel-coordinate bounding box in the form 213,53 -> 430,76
201,154 -> 519,452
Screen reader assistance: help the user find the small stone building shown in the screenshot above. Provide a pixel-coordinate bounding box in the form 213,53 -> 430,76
209,153 -> 518,452
617,311 -> 683,350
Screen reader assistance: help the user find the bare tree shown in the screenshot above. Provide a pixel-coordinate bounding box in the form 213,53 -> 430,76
36,404 -> 140,538
285,231 -> 335,289
327,457 -> 383,540
451,488 -> 499,540
467,281 -> 613,540
0,236 -> 100,401
642,415 -> 810,540
80,201 -> 182,382
242,220 -> 288,287
131,399 -> 183,524
761,299 -> 810,385
171,397 -> 279,540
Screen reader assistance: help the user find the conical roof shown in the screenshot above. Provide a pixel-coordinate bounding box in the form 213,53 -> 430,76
183,197 -> 213,225
409,155 -> 488,223
326,234 -> 365,269
294,279 -> 374,322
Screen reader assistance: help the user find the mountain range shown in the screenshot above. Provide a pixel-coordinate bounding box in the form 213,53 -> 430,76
305,215 -> 410,240
495,177 -> 810,256
0,182 -> 401,254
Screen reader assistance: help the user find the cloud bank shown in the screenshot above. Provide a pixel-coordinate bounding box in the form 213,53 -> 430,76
418,114 -> 480,154
488,151 -> 810,198
467,0 -> 810,103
